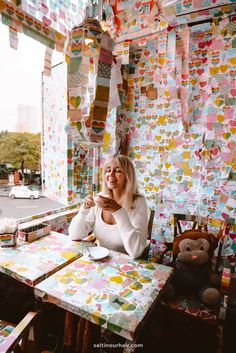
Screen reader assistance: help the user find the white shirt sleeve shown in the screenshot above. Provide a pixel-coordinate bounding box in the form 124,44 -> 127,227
112,196 -> 148,259
68,205 -> 96,240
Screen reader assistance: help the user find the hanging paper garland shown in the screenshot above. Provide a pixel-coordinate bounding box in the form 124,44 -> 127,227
67,18 -> 113,145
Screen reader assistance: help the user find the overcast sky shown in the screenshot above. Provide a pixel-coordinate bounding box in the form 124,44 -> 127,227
0,21 -> 63,132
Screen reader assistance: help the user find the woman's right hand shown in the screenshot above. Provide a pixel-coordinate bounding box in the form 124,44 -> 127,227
83,195 -> 95,209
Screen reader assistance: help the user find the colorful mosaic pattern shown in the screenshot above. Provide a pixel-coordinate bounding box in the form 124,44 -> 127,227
113,5 -> 236,254
0,232 -> 87,286
35,251 -> 173,340
159,296 -> 219,325
0,321 -> 14,345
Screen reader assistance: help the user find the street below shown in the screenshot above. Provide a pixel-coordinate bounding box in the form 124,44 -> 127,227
0,196 -> 65,219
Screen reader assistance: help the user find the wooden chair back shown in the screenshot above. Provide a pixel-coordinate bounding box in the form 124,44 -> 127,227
0,311 -> 39,353
173,213 -> 226,271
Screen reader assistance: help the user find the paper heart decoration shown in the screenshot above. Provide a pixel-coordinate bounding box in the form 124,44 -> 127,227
210,146 -> 220,156
71,43 -> 82,56
220,64 -> 229,73
230,69 -> 236,77
183,0 -> 192,9
182,73 -> 188,80
207,207 -> 215,214
195,61 -> 202,67
191,79 -> 198,85
144,50 -> 150,57
42,16 -> 51,26
211,58 -> 220,65
158,57 -> 166,65
194,94 -> 201,101
210,67 -> 219,75
211,50 -> 220,57
229,119 -> 236,127
16,10 -> 25,21
217,115 -> 224,123
139,69 -> 145,75
6,4 -> 14,16
229,58 -> 236,65
68,190 -> 73,196
230,88 -> 236,97
42,25 -> 50,35
206,40 -> 212,47
228,141 -> 236,149
70,96 -> 81,108
215,97 -> 224,106
198,42 -> 206,49
80,153 -> 86,159
25,15 -> 33,26
194,49 -> 201,56
91,121 -> 105,134
189,69 -> 196,76
139,62 -> 145,67
197,69 -> 204,75
181,81 -> 188,87
212,87 -> 220,93
222,133 -> 231,140
202,57 -> 208,64
34,20 -> 42,31
68,158 -> 73,164
200,81 -> 207,87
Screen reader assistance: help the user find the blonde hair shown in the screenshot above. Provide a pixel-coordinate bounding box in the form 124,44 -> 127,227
102,155 -> 141,210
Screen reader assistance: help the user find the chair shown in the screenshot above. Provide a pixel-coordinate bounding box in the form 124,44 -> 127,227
140,209 -> 155,260
0,311 -> 39,353
155,214 -> 227,353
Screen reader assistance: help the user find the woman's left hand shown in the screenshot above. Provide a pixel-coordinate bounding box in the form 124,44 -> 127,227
96,195 -> 121,213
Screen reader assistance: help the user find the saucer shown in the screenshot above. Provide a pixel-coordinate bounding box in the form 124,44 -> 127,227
84,246 -> 109,260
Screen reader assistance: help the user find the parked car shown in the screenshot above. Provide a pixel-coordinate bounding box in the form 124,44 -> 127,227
9,186 -> 40,199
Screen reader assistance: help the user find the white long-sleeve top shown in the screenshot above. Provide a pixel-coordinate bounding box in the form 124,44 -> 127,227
68,196 -> 148,259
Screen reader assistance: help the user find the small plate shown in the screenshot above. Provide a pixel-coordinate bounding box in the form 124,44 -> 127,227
84,246 -> 109,260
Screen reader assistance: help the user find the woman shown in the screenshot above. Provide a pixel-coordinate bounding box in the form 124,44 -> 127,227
69,154 -> 148,259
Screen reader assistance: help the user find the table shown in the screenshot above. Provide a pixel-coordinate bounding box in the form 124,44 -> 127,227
35,250 -> 173,341
0,232 -> 89,286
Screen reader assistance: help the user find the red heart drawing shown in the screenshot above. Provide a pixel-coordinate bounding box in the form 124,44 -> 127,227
230,88 -> 236,97
182,73 -> 188,80
198,42 -> 205,49
200,81 -> 207,87
42,16 -> 51,27
210,146 -> 219,156
197,69 -> 204,75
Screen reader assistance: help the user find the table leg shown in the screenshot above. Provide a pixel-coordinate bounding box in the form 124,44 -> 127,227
64,312 -> 100,353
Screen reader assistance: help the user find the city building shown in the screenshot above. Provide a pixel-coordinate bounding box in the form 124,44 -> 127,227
15,104 -> 39,133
